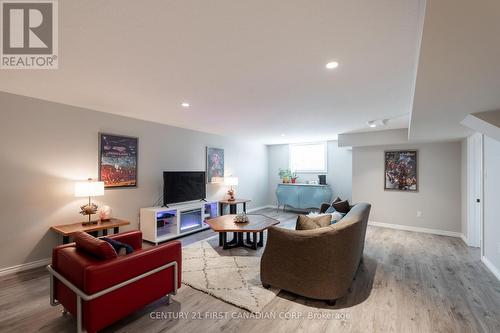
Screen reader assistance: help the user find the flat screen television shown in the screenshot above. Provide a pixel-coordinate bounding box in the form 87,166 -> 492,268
163,171 -> 206,205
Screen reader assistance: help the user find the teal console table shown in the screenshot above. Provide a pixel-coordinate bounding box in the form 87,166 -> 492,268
276,183 -> 332,211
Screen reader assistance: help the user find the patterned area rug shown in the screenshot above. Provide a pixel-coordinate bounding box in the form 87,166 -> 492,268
182,236 -> 280,313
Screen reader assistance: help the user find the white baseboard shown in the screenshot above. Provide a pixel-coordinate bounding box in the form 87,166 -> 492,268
460,233 -> 468,245
481,256 -> 500,282
0,257 -> 51,277
368,221 -> 463,238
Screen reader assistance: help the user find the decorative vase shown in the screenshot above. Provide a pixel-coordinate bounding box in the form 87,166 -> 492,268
99,205 -> 112,221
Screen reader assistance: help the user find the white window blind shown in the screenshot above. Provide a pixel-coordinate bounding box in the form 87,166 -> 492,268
289,142 -> 327,173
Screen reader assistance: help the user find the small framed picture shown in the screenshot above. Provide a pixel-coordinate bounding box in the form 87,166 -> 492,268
99,133 -> 138,188
384,150 -> 418,191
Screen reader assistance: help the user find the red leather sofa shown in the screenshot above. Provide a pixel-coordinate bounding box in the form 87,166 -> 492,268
47,230 -> 181,333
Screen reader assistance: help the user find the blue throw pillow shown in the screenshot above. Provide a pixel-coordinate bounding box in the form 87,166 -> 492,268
102,237 -> 134,255
325,205 -> 336,214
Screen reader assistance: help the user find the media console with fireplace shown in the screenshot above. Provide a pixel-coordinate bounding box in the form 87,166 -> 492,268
140,201 -> 218,244
140,170 -> 217,244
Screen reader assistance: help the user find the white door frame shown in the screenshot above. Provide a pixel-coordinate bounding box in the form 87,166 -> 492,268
466,133 -> 483,249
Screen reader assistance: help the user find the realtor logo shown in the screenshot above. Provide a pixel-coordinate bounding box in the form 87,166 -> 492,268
1,0 -> 58,69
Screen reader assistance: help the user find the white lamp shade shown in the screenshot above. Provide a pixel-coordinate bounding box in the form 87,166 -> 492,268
224,176 -> 238,186
74,181 -> 105,197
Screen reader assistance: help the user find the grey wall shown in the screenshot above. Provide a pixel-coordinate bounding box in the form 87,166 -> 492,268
0,92 -> 269,270
352,141 -> 462,233
483,135 -> 500,274
267,141 -> 352,206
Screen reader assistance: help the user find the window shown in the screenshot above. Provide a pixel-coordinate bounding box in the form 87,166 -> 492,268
289,142 -> 327,173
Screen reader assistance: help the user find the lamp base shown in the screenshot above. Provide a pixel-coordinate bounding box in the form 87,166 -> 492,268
227,189 -> 235,201
81,212 -> 98,226
82,219 -> 99,226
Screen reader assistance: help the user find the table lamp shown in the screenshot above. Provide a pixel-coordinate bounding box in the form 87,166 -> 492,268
75,178 -> 104,225
211,176 -> 224,184
224,176 -> 238,201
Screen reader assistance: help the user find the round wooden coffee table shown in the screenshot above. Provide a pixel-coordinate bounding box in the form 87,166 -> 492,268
205,214 -> 280,249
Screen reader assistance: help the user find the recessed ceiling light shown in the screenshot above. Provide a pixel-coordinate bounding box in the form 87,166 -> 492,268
368,121 -> 377,128
181,102 -> 190,108
325,61 -> 339,69
281,134 -> 286,137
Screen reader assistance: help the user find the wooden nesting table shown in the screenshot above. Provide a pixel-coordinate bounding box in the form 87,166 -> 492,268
205,214 -> 280,250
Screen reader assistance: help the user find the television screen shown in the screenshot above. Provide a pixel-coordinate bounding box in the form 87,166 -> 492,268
163,171 -> 206,205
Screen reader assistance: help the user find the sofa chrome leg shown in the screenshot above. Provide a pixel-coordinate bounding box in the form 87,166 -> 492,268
61,308 -> 68,316
262,283 -> 271,289
48,273 -> 60,306
327,299 -> 336,306
77,295 -> 86,333
165,294 -> 171,305
173,262 -> 178,295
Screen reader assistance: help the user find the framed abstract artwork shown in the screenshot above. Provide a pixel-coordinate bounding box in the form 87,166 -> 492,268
384,150 -> 418,191
206,147 -> 224,183
99,133 -> 138,188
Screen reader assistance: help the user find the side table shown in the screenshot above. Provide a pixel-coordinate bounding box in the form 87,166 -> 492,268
51,218 -> 130,244
218,199 -> 251,215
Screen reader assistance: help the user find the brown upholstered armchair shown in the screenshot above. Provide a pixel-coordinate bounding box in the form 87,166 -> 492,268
260,203 -> 371,305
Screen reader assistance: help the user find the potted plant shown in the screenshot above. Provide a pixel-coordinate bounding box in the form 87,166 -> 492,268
278,168 -> 292,183
291,172 -> 298,183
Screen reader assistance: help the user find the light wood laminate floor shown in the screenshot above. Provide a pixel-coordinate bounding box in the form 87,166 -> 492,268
1,208 -> 500,333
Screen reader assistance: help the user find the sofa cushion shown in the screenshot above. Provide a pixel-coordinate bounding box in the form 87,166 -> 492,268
330,211 -> 345,224
332,200 -> 350,214
307,211 -> 344,224
73,231 -> 118,260
102,237 -> 134,256
296,214 -> 332,230
323,197 -> 343,213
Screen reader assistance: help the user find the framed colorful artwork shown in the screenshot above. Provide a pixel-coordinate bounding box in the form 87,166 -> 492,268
206,147 -> 224,183
384,150 -> 418,191
99,133 -> 138,188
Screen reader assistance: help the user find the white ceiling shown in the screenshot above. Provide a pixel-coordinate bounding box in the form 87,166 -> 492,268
0,0 -> 425,144
410,0 -> 500,141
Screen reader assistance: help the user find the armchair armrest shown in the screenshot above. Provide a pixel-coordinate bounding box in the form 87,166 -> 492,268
84,241 -> 181,294
106,230 -> 143,250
